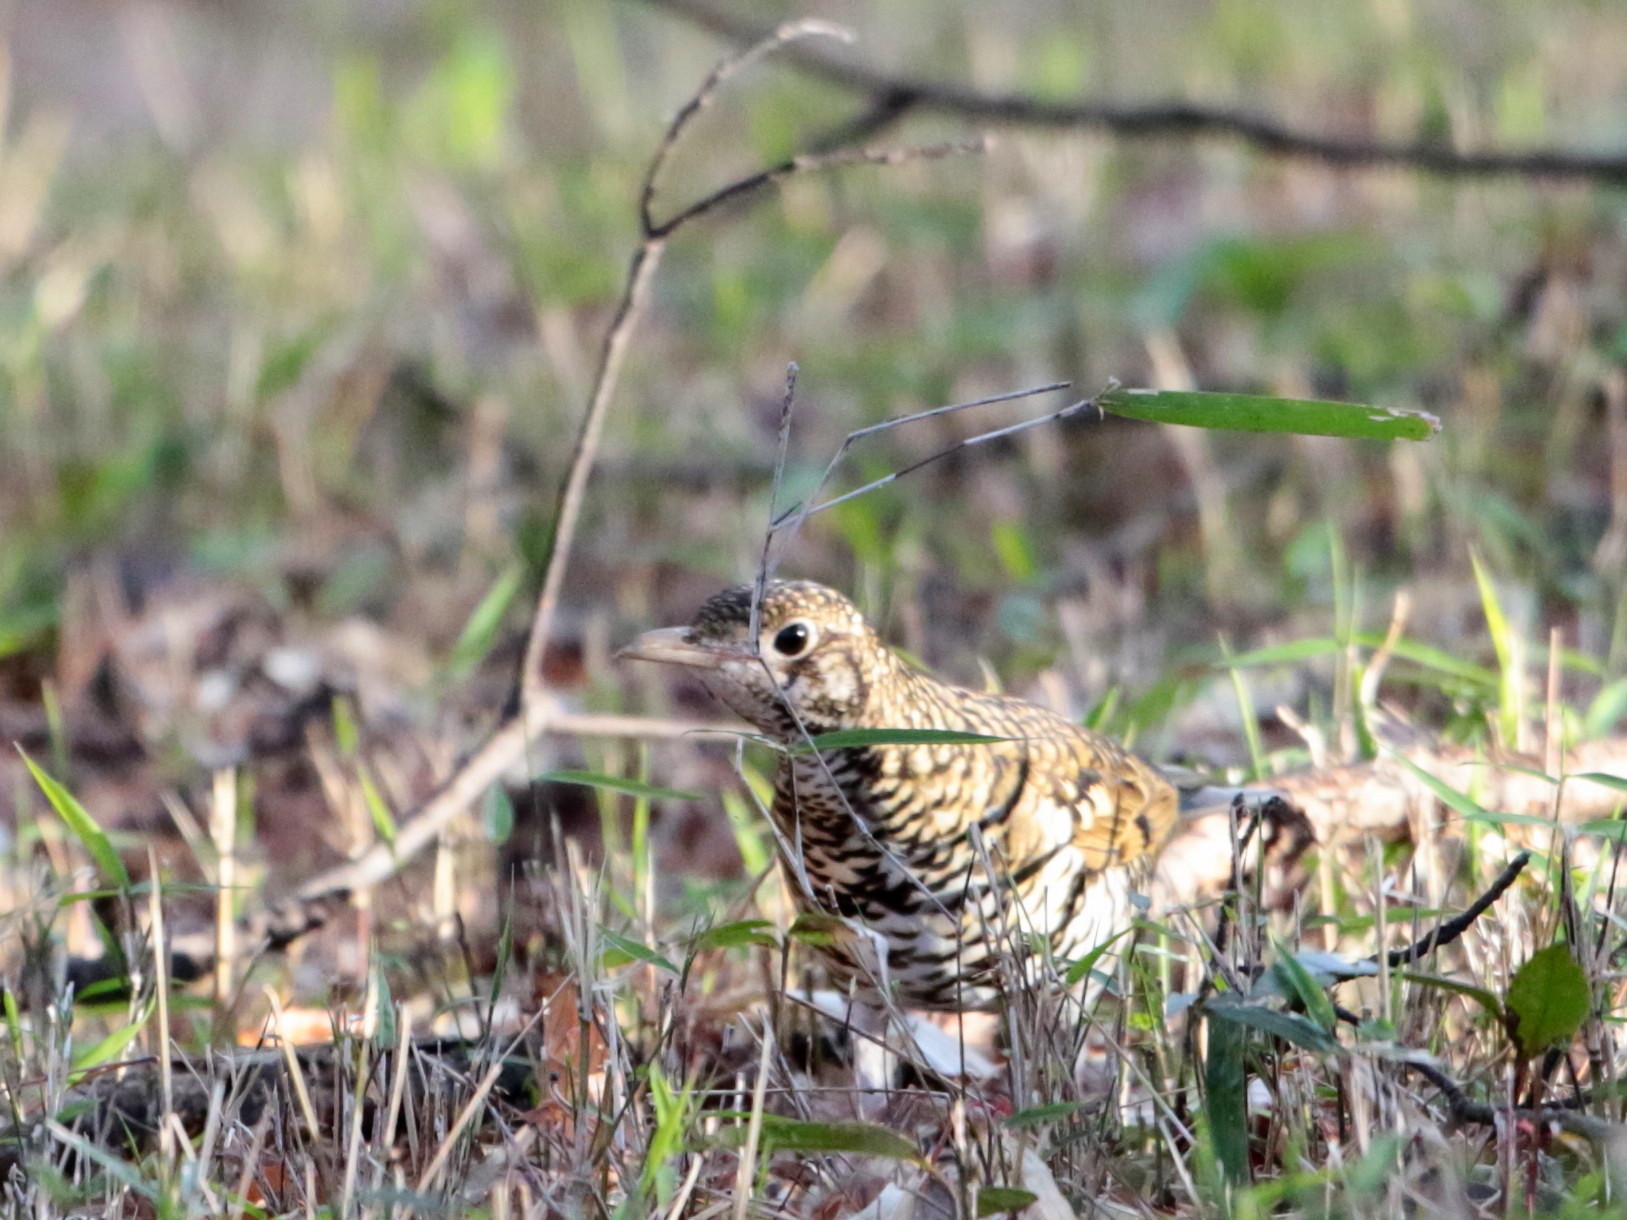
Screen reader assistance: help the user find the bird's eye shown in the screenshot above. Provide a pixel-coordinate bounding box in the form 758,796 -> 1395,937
771,621 -> 815,658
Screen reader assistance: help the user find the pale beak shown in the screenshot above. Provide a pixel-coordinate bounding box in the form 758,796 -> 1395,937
616,626 -> 732,669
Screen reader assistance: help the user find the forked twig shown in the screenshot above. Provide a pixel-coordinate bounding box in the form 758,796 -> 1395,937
242,21 -> 984,955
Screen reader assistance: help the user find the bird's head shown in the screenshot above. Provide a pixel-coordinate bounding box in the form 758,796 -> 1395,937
617,581 -> 901,738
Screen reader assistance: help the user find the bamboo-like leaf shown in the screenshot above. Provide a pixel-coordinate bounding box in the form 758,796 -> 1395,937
1470,551 -> 1521,746
1222,638 -> 1341,668
1098,387 -> 1439,441
1064,928 -> 1130,986
1399,971 -> 1503,1017
600,929 -> 679,975
689,919 -> 778,953
69,1005 -> 151,1080
1390,753 -> 1492,822
538,769 -> 702,803
1004,1101 -> 1088,1128
1576,772 -> 1627,794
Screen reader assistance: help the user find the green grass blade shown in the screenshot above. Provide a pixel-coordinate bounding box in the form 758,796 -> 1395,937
20,749 -> 129,890
721,1115 -> 921,1161
1470,550 -> 1521,745
1098,387 -> 1439,441
801,728 -> 1010,751
448,561 -> 525,680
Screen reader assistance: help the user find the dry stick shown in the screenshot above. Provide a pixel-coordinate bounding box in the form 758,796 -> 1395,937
249,26 -> 981,949
749,363 -> 800,643
1402,1058 -> 1619,1141
645,0 -> 1627,184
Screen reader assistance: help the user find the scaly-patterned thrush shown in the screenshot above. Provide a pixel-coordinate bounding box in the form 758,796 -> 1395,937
620,581 -> 1178,1010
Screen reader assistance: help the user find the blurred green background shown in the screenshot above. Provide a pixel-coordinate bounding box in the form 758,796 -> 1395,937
4,0 -> 1626,776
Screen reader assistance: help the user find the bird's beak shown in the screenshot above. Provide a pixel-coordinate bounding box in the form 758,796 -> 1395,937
616,627 -> 731,670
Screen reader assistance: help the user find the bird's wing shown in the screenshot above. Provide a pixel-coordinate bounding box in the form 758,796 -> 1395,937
1030,722 -> 1180,872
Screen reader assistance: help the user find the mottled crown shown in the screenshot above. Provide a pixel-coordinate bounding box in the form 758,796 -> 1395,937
691,581 -> 868,641
685,580 -> 906,736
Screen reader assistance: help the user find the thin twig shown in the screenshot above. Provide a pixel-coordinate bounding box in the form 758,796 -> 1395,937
649,137 -> 987,239
750,363 -> 800,643
639,21 -> 854,236
646,0 -> 1627,184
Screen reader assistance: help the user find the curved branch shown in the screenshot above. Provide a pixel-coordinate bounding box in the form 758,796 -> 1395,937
646,0 -> 1627,184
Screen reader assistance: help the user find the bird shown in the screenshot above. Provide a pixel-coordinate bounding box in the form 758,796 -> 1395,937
619,580 -> 1180,1016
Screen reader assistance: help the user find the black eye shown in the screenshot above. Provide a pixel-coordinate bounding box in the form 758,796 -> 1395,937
772,621 -> 813,657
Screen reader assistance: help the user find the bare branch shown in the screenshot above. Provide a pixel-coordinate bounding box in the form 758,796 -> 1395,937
649,136 -> 988,239
639,20 -> 854,235
1403,1058 -> 1619,1141
1370,850 -> 1532,970
646,0 -> 1627,184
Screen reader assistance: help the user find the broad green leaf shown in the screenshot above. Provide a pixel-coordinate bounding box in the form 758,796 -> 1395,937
976,1188 -> 1039,1216
1204,1009 -> 1249,1187
600,930 -> 678,975
1097,387 -> 1439,442
800,728 -> 1009,751
1584,681 -> 1627,739
448,561 -> 525,679
1577,818 -> 1627,842
20,750 -> 129,889
1206,994 -> 1338,1052
1505,943 -> 1589,1058
538,770 -> 702,803
1576,773 -> 1627,795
